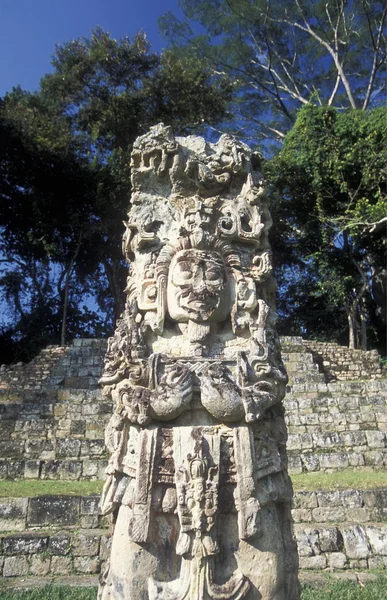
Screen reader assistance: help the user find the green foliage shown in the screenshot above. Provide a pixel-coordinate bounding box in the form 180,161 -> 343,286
267,105 -> 387,350
160,0 -> 387,141
0,28 -> 229,363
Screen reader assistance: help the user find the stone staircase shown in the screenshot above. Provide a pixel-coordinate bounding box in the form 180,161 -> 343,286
281,337 -> 387,474
0,340 -> 110,481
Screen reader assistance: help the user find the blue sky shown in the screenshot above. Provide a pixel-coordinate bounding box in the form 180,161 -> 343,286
0,0 -> 183,96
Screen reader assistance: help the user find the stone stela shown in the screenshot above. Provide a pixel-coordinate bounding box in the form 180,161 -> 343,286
98,125 -> 300,600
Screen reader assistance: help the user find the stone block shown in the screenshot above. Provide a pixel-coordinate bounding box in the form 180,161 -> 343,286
3,534 -> 48,555
348,453 -> 365,467
28,496 -> 80,527
342,526 -> 370,559
340,489 -> 363,508
298,555 -> 327,570
72,532 -> 100,556
319,453 -> 349,469
3,556 -> 30,577
318,528 -> 343,553
300,454 -> 320,471
81,495 -> 100,516
30,554 -> 51,576
291,509 -> 312,523
327,552 -> 347,570
345,508 -> 371,522
316,491 -> 342,507
50,555 -> 72,574
368,556 -> 387,570
99,535 -> 112,562
80,515 -> 100,528
366,526 -> 387,556
71,420 -> 86,435
348,559 -> 368,569
312,432 -> 342,447
7,460 -> 24,479
0,498 -> 28,531
56,438 -> 82,458
48,534 -> 71,555
365,430 -> 386,448
287,456 -> 303,474
74,556 -> 100,574
312,507 -> 345,522
293,491 -> 318,509
24,460 -> 41,479
364,451 -> 387,467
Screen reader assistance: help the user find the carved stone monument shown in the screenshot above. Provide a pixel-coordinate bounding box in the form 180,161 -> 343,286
98,125 -> 300,600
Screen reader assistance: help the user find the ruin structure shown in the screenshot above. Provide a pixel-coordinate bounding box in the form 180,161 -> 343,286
98,125 -> 300,600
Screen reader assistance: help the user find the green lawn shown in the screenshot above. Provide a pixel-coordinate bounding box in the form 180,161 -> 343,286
0,479 -> 103,498
301,576 -> 387,599
1,579 -> 387,600
0,470 -> 386,498
291,470 -> 387,491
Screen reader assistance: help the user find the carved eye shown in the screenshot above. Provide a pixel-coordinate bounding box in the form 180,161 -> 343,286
173,262 -> 192,285
206,269 -> 223,284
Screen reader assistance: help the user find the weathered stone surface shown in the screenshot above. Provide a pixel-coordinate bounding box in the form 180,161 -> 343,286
3,534 -> 48,555
366,526 -> 387,556
30,554 -> 52,576
98,125 -> 300,600
3,556 -> 30,577
342,526 -> 371,559
318,528 -> 343,553
27,496 -> 80,527
0,497 -> 28,531
50,555 -> 72,575
48,534 -> 71,556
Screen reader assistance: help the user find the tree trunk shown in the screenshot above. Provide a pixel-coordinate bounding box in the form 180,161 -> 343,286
347,309 -> 357,349
102,258 -> 125,321
60,232 -> 83,347
359,300 -> 367,351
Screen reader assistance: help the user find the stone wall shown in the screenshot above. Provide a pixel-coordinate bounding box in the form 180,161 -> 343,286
302,339 -> 383,381
0,340 -> 110,481
0,489 -> 386,578
281,337 -> 387,475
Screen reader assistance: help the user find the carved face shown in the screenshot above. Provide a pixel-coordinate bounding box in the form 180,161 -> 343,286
167,249 -> 231,323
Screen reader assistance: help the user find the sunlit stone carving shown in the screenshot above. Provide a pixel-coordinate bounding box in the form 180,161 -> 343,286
98,124 -> 300,600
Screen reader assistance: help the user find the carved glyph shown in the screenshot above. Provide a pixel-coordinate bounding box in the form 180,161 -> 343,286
98,124 -> 300,600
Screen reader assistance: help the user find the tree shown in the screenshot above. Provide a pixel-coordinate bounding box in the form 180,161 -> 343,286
0,93 -> 107,360
0,29 -> 230,363
267,104 -> 387,350
160,0 -> 386,142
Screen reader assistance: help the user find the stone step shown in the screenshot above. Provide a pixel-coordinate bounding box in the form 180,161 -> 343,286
288,449 -> 387,474
282,352 -> 314,364
288,372 -> 326,384
285,362 -> 320,374
0,457 -> 107,480
0,528 -> 108,579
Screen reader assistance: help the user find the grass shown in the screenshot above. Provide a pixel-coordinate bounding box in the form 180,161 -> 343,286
1,470 -> 386,498
0,587 -> 97,599
291,470 -> 387,491
0,480 -> 103,498
301,576 -> 387,599
0,579 -> 386,600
